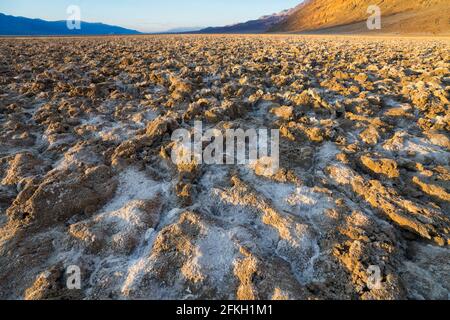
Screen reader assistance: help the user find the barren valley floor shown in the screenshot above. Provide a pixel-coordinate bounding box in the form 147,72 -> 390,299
0,35 -> 449,300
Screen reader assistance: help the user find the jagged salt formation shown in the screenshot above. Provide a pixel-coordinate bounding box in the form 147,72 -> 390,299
0,35 -> 449,300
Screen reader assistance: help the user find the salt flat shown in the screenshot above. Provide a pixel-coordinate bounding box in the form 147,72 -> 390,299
0,35 -> 449,300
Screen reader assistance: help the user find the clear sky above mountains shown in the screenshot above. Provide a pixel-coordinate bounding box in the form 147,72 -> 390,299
0,0 -> 302,32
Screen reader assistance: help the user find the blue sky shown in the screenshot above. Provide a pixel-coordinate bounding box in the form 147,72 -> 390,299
0,0 -> 302,32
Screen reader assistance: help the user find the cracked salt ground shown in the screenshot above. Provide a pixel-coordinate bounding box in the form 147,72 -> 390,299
203,168 -> 330,286
249,177 -> 330,283
383,131 -> 450,165
69,168 -> 171,298
0,35 -> 449,300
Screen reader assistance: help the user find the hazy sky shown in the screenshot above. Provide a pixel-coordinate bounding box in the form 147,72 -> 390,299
0,0 -> 302,32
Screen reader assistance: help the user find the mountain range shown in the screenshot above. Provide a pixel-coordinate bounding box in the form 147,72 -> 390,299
271,0 -> 450,35
196,0 -> 449,35
191,7 -> 301,34
0,12 -> 140,36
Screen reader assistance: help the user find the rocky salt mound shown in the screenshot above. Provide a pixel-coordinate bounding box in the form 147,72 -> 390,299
0,35 -> 449,300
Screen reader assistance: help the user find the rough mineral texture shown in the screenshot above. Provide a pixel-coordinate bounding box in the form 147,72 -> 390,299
0,35 -> 449,300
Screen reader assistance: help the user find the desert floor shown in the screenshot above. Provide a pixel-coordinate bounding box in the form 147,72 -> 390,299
0,35 -> 449,300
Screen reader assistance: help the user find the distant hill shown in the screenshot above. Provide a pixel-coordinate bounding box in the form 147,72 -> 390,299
192,7 -> 300,34
270,0 -> 450,35
163,26 -> 204,34
0,12 -> 141,36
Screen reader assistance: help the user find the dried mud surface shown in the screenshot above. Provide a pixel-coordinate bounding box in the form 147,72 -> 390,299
0,35 -> 449,300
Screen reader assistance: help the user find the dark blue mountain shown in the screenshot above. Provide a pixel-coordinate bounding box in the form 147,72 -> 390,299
0,12 -> 141,36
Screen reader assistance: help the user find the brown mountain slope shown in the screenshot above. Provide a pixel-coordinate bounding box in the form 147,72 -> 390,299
271,0 -> 450,34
